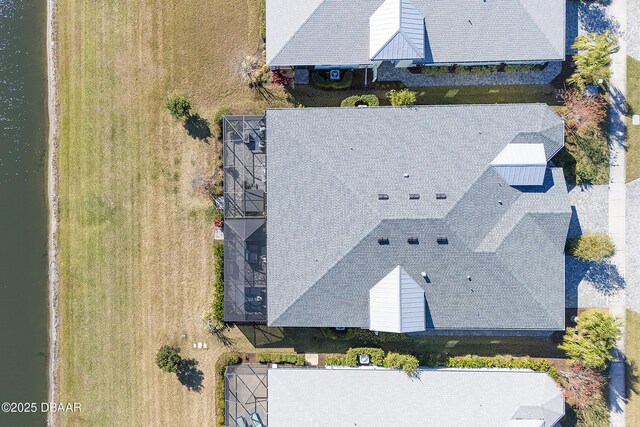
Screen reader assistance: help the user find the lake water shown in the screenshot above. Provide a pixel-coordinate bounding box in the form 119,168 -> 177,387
0,0 -> 49,425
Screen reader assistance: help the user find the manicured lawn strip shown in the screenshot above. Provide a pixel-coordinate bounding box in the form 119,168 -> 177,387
626,309 -> 640,426
289,83 -> 559,107
627,56 -> 640,182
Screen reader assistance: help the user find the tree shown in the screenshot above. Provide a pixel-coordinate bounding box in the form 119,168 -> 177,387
239,55 -> 268,89
568,31 -> 619,90
165,95 -> 191,119
560,363 -> 605,408
191,173 -> 223,200
566,233 -> 616,263
558,309 -> 622,370
387,88 -> 417,106
557,88 -> 607,136
155,345 -> 182,373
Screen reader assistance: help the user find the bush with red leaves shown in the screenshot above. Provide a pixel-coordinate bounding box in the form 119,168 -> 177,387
271,70 -> 291,86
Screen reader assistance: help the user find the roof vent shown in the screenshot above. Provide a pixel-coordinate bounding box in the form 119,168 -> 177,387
436,237 -> 448,245
407,237 -> 419,244
378,237 -> 390,245
409,194 -> 420,200
436,193 -> 447,200
403,173 -> 410,178
378,193 -> 389,200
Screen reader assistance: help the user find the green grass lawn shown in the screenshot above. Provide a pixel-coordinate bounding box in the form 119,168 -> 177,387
626,310 -> 640,426
236,325 -> 566,358
289,83 -> 560,107
627,56 -> 640,182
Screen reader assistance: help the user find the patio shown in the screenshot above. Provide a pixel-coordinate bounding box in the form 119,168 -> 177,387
225,364 -> 268,427
223,115 -> 268,323
223,115 -> 266,218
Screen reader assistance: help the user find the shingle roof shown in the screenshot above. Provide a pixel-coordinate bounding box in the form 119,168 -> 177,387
267,368 -> 564,427
266,105 -> 570,330
266,0 -> 565,66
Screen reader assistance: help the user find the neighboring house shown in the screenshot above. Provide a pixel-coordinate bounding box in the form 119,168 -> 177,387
266,0 -> 566,75
267,368 -> 564,427
264,105 -> 571,333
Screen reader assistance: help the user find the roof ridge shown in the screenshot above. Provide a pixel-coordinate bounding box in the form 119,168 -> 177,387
516,0 -> 565,59
495,214 -> 560,323
270,219 -> 384,324
268,0 -> 328,65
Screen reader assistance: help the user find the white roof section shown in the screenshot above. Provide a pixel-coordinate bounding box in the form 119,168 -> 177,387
369,266 -> 426,333
369,0 -> 425,60
268,368 -> 565,427
491,144 -> 547,186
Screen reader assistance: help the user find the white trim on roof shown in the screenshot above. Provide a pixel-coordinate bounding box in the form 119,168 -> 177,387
369,0 -> 425,61
491,143 -> 547,186
369,266 -> 426,333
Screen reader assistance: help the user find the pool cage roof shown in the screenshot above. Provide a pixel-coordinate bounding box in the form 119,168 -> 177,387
225,364 -> 268,427
223,115 -> 268,323
223,115 -> 266,218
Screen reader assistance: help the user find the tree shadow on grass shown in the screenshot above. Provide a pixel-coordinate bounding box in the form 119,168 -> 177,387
177,358 -> 204,392
183,114 -> 211,141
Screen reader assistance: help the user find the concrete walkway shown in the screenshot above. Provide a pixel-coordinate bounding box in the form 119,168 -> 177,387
607,0 -> 627,425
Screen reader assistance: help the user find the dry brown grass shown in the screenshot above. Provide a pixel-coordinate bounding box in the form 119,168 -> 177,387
55,1 -> 290,425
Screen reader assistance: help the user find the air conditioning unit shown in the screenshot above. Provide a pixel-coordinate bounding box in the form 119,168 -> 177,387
358,354 -> 370,365
329,69 -> 341,81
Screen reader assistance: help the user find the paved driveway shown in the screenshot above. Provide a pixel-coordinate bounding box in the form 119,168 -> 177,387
565,185 -> 624,308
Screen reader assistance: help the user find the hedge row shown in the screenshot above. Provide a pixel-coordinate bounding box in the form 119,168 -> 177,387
212,106 -> 232,140
325,348 -> 417,374
324,350 -> 559,381
311,70 -> 353,90
257,353 -> 305,366
340,94 -> 380,107
212,242 -> 224,323
419,64 -> 545,75
215,353 -> 241,427
437,355 -> 560,382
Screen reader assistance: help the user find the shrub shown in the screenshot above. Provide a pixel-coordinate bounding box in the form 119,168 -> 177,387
383,352 -> 419,374
323,356 -> 349,366
257,353 -> 305,366
204,243 -> 225,325
503,64 -> 544,73
259,0 -> 266,40
569,31 -> 619,90
215,353 -> 241,426
212,106 -> 232,139
165,95 -> 191,119
387,88 -> 417,106
557,88 -> 607,136
239,55 -> 269,88
340,94 -> 380,107
559,309 -> 622,370
420,65 -> 451,76
311,70 -> 353,90
566,233 -> 615,263
192,174 -> 224,201
345,347 -> 385,366
442,355 -> 560,382
155,345 -> 182,373
271,70 -> 291,86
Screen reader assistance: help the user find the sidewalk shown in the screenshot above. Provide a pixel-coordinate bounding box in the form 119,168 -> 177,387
607,0 -> 627,425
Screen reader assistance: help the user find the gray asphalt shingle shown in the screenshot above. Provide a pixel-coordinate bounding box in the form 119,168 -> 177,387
267,0 -> 566,66
266,105 -> 571,330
